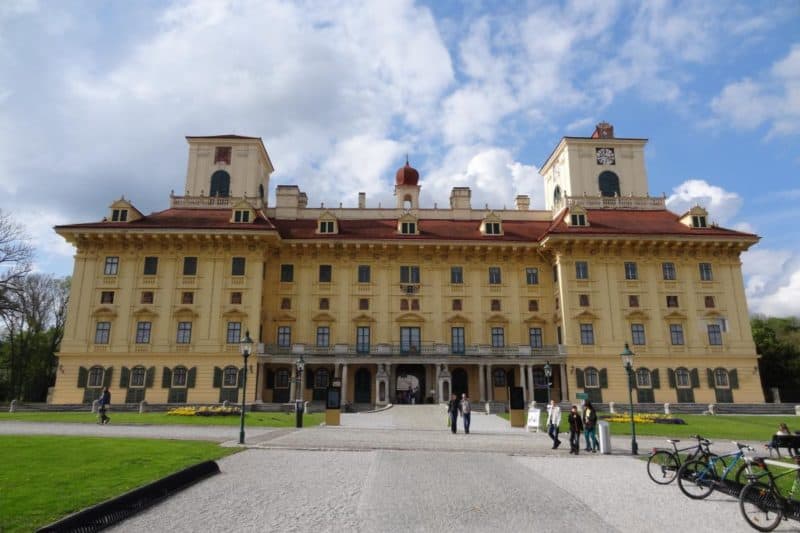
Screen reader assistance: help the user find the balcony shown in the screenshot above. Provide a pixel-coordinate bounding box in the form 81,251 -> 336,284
554,194 -> 666,212
169,193 -> 265,210
259,342 -> 564,358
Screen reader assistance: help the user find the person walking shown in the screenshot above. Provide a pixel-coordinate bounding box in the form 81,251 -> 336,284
447,393 -> 460,434
98,386 -> 111,425
546,399 -> 562,449
583,400 -> 599,452
567,405 -> 584,454
461,393 -> 472,434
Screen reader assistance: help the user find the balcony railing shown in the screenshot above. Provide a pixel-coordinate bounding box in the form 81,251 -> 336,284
260,342 -> 564,358
169,193 -> 265,210
554,194 -> 666,212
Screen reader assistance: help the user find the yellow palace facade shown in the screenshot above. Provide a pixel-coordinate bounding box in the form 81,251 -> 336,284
51,123 -> 763,407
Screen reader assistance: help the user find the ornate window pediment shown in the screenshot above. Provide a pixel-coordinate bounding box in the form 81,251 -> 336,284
351,313 -> 375,323
272,312 -> 296,322
311,312 -> 336,322
173,306 -> 199,319
107,197 -> 143,223
222,308 -> 247,319
624,310 -> 650,321
92,306 -> 117,318
132,306 -> 157,318
663,310 -> 687,320
445,313 -> 471,324
487,313 -> 508,324
680,205 -> 709,228
573,309 -> 599,320
396,312 -> 424,323
480,211 -> 503,236
317,211 -> 338,234
523,314 -> 546,325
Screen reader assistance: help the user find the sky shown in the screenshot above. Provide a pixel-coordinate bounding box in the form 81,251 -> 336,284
0,0 -> 798,317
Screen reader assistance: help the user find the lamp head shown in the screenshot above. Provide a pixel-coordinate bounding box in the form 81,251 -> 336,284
296,355 -> 305,373
240,330 -> 254,358
543,361 -> 552,378
620,342 -> 634,369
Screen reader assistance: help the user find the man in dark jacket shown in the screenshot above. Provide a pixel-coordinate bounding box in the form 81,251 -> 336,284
567,405 -> 584,454
583,400 -> 599,452
447,394 -> 460,434
98,387 -> 111,425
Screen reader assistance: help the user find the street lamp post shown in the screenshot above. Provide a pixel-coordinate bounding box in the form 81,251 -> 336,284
543,361 -> 552,405
238,330 -> 253,445
295,355 -> 305,428
620,343 -> 638,455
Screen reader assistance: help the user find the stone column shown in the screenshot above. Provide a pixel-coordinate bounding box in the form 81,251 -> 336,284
289,366 -> 297,402
255,362 -> 265,402
519,364 -> 527,403
341,364 -> 349,403
486,364 -> 493,402
387,363 -> 394,403
478,364 -> 486,402
559,363 -> 568,402
527,365 -> 535,403
299,365 -> 306,401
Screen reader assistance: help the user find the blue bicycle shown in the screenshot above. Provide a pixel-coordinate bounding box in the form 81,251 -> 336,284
677,441 -> 762,499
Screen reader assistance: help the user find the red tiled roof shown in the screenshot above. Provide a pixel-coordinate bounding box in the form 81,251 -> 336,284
55,208 -> 277,232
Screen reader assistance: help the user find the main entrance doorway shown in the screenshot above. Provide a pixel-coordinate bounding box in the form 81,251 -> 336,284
395,364 -> 426,404
451,367 -> 468,398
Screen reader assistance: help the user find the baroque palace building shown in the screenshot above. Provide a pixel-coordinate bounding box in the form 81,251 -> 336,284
51,123 -> 763,407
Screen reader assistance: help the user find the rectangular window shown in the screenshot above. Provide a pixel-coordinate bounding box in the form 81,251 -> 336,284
485,222 -> 501,234
411,299 -> 420,310
280,264 -> 294,282
319,298 -> 329,310
575,261 -> 589,280
699,262 -> 713,281
525,267 -> 539,285
214,146 -> 232,164
400,327 -> 421,354
176,322 -> 192,344
570,213 -> 586,226
231,292 -> 242,304
628,295 -> 639,308
491,327 -> 505,348
182,292 -> 194,304
277,326 -> 291,348
183,257 -> 198,276
400,266 -> 420,283
662,262 -> 676,280
580,323 -> 594,345
692,215 -> 707,228
450,266 -> 463,284
579,294 -> 590,307
670,324 -> 684,345
529,327 -> 543,349
705,296 -> 715,308
234,210 -> 250,223
111,209 -> 127,222
451,327 -> 465,354
316,327 -> 330,347
281,298 -> 291,310
452,299 -> 462,311
135,321 -> 151,344
319,220 -> 334,233
401,221 -> 416,234
667,295 -> 679,308
143,256 -> 158,275
707,324 -> 723,345
358,265 -> 370,283
141,291 -> 154,304
104,256 -> 119,276
488,267 -> 502,284
232,257 -> 245,276
359,298 -> 369,310
100,291 -> 114,304
356,327 -> 370,353
491,299 -> 501,311
400,299 -> 409,310
528,299 -> 539,312
226,322 -> 241,344
631,323 -> 646,345
624,262 -> 638,280
319,265 -> 332,283
95,322 -> 111,344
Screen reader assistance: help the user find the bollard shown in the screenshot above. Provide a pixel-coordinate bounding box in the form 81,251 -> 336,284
708,404 -> 716,415
139,400 -> 148,414
485,402 -> 492,415
304,400 -> 310,413
92,399 -> 100,414
664,402 -> 670,415
609,401 -> 616,414
795,405 -> 800,416
9,399 -> 17,413
597,420 -> 612,454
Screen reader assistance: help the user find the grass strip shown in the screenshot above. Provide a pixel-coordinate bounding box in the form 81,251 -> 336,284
0,411 -> 325,427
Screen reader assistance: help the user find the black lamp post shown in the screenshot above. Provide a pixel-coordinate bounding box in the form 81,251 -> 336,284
620,343 -> 638,455
238,330 -> 253,445
543,361 -> 552,405
295,355 -> 305,428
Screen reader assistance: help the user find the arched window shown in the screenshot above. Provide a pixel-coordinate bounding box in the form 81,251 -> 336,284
223,366 -> 239,388
598,171 -> 620,197
584,367 -> 599,388
492,368 -> 507,387
130,366 -> 146,388
636,368 -> 651,388
210,170 -> 231,197
714,368 -> 729,388
88,366 -> 104,388
314,368 -> 330,389
172,366 -> 188,388
553,185 -> 562,205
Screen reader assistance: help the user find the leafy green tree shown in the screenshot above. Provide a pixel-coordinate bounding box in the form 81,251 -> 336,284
752,316 -> 800,402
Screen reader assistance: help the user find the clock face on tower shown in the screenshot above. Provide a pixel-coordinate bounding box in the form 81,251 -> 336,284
596,147 -> 615,165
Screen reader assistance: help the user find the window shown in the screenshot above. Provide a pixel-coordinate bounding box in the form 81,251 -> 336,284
183,257 -> 198,276
141,291 -> 154,304
528,300 -> 539,312
359,298 -> 369,310
223,366 -> 238,387
111,209 -> 128,222
319,220 -> 335,233
400,221 -> 416,234
570,213 -> 586,226
100,291 -> 114,304
135,321 -> 151,344
172,366 -> 187,387
553,265 -> 559,282
533,368 -> 547,387
529,328 -> 543,349
675,368 -> 690,387
214,146 -> 232,164
451,327 -> 465,354
400,299 -> 409,310
276,369 -> 290,388
670,324 -> 684,345
493,368 -> 507,387
231,292 -> 242,305
280,264 -> 294,282
104,256 -> 119,275
400,327 -> 421,354
281,298 -> 291,310
411,299 -> 420,310
88,366 -> 104,387
699,263 -> 713,281
452,299 -> 462,311
226,322 -> 242,344
277,326 -> 291,347
314,369 -> 330,389
584,368 -> 599,388
319,298 -> 329,310
557,326 -> 562,344
316,327 -> 330,347
580,324 -> 594,345
143,256 -> 158,275
624,262 -> 638,280
707,324 -> 723,345
356,327 -> 370,353
182,292 -> 194,305
488,267 -> 502,285
575,261 -> 589,280
232,257 -> 245,276
358,265 -> 370,283
319,265 -> 332,283
705,296 -> 715,308
451,266 -> 463,284
525,267 -> 539,285
555,297 -> 559,310
692,215 -> 707,228
485,222 -> 501,234
714,368 -> 729,387
491,327 -> 505,348
628,295 -> 639,308
636,368 -> 651,388
491,299 -> 501,311
662,262 -> 676,280
579,294 -> 590,307
130,366 -> 145,387
631,324 -> 646,345
234,210 -> 250,223
210,170 -> 230,197
95,322 -> 111,344
667,295 -> 679,308
176,322 -> 192,344
400,266 -> 420,283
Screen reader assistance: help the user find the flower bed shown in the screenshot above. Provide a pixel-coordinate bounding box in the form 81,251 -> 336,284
166,406 -> 241,417
602,413 -> 685,425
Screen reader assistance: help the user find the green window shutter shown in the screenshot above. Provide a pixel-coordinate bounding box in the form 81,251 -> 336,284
690,368 -> 700,389
213,367 -> 222,388
187,367 -> 197,388
238,368 -> 245,388
706,368 -> 715,388
667,368 -> 676,389
162,367 -> 172,388
729,369 -> 739,389
652,369 -> 660,389
120,367 -> 130,388
77,366 -> 88,388
599,368 -> 608,388
145,367 -> 156,388
103,367 -> 113,388
575,368 -> 585,388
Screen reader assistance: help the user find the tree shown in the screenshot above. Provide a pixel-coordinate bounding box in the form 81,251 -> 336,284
752,315 -> 800,402
0,209 -> 33,313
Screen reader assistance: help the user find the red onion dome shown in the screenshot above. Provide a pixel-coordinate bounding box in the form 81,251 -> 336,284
395,161 -> 419,186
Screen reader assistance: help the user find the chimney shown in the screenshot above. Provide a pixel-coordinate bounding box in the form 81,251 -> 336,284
591,122 -> 614,139
449,187 -> 472,210
515,195 -> 530,210
358,192 -> 366,209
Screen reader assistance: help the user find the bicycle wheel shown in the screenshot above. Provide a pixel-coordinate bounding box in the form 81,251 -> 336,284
677,459 -> 717,499
739,482 -> 783,532
647,451 -> 680,484
734,461 -> 767,487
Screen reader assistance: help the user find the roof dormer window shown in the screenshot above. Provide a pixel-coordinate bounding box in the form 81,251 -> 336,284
107,197 -> 143,223
480,212 -> 503,236
230,200 -> 255,224
234,210 -> 250,223
111,209 -> 128,222
320,220 -> 335,233
485,222 -> 501,235
567,206 -> 589,227
680,205 -> 709,229
316,212 -> 338,234
571,214 -> 586,226
692,215 -> 707,228
401,221 -> 416,234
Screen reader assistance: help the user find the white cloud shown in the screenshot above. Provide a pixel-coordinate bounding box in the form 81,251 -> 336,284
665,179 -> 743,225
742,249 -> 800,317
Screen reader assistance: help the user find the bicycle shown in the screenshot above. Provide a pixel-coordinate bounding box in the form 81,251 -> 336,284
647,434 -> 716,485
677,441 -> 763,499
738,456 -> 800,532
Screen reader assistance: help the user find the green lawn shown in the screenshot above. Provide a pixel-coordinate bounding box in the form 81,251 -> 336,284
0,411 -> 325,427
0,435 -> 237,532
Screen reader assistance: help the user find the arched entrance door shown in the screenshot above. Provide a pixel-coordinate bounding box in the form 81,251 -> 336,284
451,368 -> 468,398
354,368 -> 372,403
395,364 -> 426,404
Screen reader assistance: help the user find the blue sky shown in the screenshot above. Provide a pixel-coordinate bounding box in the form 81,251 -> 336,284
0,0 -> 798,316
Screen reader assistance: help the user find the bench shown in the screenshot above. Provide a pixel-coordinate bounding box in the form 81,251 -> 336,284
766,433 -> 800,458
